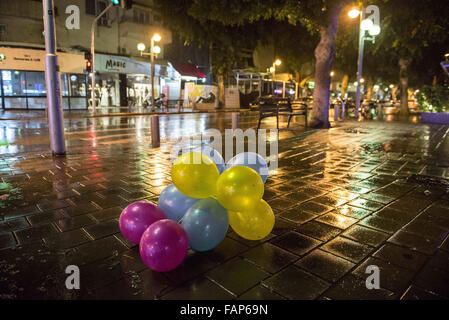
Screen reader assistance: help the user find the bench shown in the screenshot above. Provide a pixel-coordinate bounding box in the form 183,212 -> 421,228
257,97 -> 308,129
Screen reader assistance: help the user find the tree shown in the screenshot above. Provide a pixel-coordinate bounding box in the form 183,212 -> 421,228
154,0 -> 261,107
156,0 -> 353,127
371,0 -> 449,115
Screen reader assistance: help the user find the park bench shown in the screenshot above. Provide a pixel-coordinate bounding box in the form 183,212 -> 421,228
257,96 -> 308,129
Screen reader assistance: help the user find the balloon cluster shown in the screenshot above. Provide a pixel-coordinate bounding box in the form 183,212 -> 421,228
119,147 -> 274,272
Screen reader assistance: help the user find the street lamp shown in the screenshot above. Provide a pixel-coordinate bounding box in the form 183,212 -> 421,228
348,5 -> 381,119
137,33 -> 162,111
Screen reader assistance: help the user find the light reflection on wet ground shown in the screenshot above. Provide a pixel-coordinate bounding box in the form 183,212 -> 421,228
0,112 -> 449,299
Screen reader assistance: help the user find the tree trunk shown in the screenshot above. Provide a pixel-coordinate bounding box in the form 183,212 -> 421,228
310,6 -> 344,128
366,78 -> 374,101
399,57 -> 411,116
340,74 -> 349,99
217,74 -> 225,108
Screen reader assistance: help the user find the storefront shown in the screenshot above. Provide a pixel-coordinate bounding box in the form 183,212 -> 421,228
0,47 -> 182,110
0,47 -> 88,110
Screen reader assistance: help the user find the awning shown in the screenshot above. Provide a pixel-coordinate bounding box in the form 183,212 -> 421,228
170,62 -> 205,78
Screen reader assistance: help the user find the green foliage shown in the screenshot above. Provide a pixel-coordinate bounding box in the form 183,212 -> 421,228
417,85 -> 449,113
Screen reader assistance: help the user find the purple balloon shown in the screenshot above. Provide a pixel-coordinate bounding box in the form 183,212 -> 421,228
140,219 -> 189,272
119,202 -> 166,244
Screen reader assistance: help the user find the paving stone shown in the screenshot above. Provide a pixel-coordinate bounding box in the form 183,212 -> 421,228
161,277 -> 235,300
90,207 -> 123,223
324,274 -> 396,300
0,217 -> 30,233
296,221 -> 342,242
296,249 -> 355,282
359,215 -> 403,234
374,207 -> 417,224
164,251 -> 218,285
0,232 -> 16,250
238,285 -> 285,300
262,265 -> 330,300
278,207 -> 316,224
55,215 -> 96,232
316,212 -> 358,229
14,223 -> 59,244
342,225 -> 390,247
206,257 -> 270,296
412,264 -> 449,298
65,236 -> 128,266
349,198 -> 385,211
353,257 -> 416,294
241,243 -> 298,273
205,237 -> 249,264
373,243 -> 428,271
44,228 -> 91,249
83,220 -> 120,240
321,237 -> 373,263
333,205 -> 372,219
388,230 -> 441,255
271,231 -> 321,256
400,285 -> 445,300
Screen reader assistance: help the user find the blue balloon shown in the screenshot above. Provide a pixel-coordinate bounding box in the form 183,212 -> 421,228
192,146 -> 225,174
225,152 -> 269,183
181,198 -> 229,252
158,184 -> 200,222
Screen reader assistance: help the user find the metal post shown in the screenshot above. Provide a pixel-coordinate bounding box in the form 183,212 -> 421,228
334,104 -> 340,122
232,112 -> 239,131
151,115 -> 160,147
151,39 -> 155,112
43,0 -> 66,155
91,3 -> 113,115
355,9 -> 365,119
282,81 -> 286,98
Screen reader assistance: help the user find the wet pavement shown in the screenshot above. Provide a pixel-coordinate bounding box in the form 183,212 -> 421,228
0,112 -> 449,300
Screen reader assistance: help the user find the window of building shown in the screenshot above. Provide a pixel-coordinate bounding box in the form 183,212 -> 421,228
24,72 -> 46,96
85,0 -> 96,15
145,12 -> 150,24
2,71 -> 25,96
0,25 -> 7,42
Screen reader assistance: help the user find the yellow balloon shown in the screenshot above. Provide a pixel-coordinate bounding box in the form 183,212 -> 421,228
217,165 -> 264,212
171,152 -> 219,199
229,200 -> 274,240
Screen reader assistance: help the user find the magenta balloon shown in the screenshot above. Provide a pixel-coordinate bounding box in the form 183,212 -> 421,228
119,202 -> 166,244
139,219 -> 189,272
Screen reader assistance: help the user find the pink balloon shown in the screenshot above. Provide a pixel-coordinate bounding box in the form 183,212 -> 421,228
119,202 -> 166,244
140,219 -> 189,272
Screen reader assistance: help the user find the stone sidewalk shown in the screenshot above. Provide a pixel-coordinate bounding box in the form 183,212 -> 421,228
0,114 -> 448,299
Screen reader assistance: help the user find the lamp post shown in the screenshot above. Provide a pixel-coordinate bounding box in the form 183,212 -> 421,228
90,2 -> 113,115
137,34 -> 162,111
348,6 -> 381,119
270,59 -> 281,94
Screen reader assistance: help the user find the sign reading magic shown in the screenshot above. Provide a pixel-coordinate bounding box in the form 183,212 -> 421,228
96,53 -> 149,75
105,59 -> 126,72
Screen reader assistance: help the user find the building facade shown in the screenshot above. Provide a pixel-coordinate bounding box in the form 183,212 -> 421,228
0,0 -> 183,110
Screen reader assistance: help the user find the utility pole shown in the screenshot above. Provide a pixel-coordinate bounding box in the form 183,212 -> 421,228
355,9 -> 365,120
90,3 -> 113,115
43,0 -> 66,155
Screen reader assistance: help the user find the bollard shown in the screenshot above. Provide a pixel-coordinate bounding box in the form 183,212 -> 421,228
177,100 -> 181,113
232,112 -> 239,130
334,105 -> 340,122
151,115 -> 160,148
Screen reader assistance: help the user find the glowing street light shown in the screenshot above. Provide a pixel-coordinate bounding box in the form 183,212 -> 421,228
153,45 -> 161,54
152,33 -> 162,42
330,71 -> 335,77
348,5 -> 381,119
138,34 -> 163,111
274,59 -> 281,66
348,8 -> 361,19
